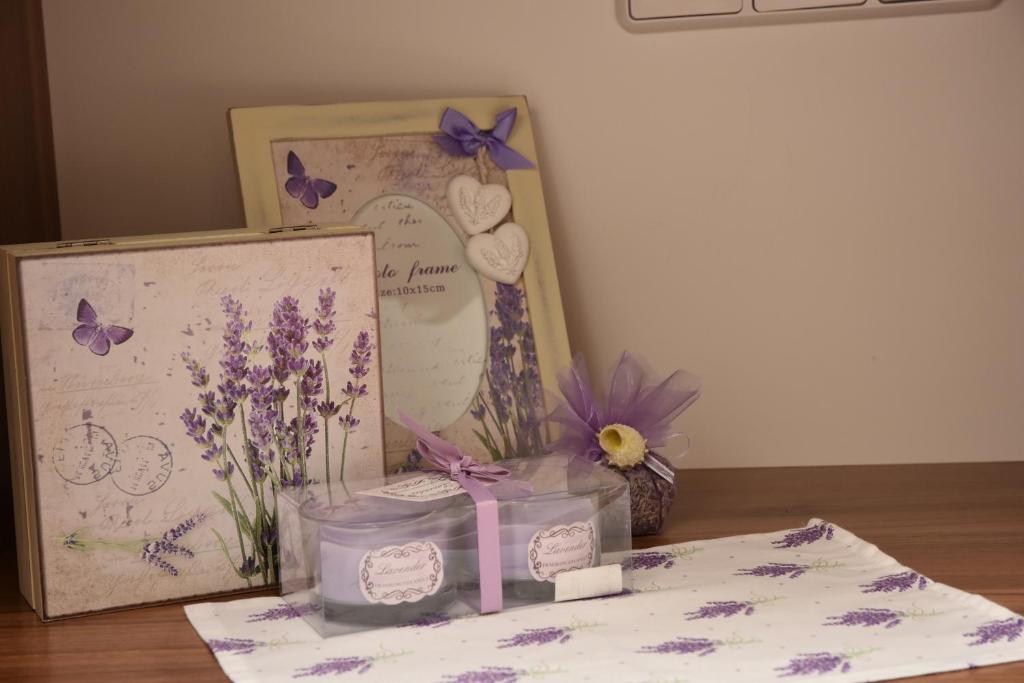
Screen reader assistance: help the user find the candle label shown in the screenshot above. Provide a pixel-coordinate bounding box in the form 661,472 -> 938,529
528,521 -> 596,583
358,473 -> 467,502
359,541 -> 445,605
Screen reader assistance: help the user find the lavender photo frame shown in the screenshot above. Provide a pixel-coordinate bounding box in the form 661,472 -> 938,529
230,96 -> 571,472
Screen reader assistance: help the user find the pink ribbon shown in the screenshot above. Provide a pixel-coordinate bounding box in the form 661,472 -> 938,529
399,411 -> 513,613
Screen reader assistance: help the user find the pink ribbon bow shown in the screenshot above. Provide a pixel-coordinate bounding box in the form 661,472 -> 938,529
399,411 -> 513,613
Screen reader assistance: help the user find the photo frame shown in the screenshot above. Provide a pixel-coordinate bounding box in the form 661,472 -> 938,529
0,226 -> 384,618
230,96 -> 571,472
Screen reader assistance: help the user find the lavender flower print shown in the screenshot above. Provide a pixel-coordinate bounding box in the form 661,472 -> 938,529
312,288 -> 343,482
338,330 -> 374,480
737,563 -> 808,579
965,617 -> 1024,646
775,648 -> 876,677
180,291 -> 374,584
640,637 -> 721,657
772,521 -> 834,549
776,652 -> 852,676
294,657 -> 373,677
207,637 -> 263,655
470,283 -> 544,461
61,513 -> 206,577
826,608 -> 904,629
497,619 -> 600,648
737,559 -> 841,579
246,602 -> 316,623
294,649 -> 406,678
685,596 -> 782,620
640,634 -> 755,657
440,667 -> 524,683
499,627 -> 572,648
140,513 -> 206,576
826,606 -> 939,629
630,545 -> 701,570
860,570 -> 928,593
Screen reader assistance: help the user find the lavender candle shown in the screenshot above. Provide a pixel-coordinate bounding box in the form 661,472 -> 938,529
452,490 -> 601,603
501,492 -> 601,599
307,498 -> 474,625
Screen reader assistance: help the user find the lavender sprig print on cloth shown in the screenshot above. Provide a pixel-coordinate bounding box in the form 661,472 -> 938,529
207,638 -> 263,655
497,619 -> 600,648
825,606 -> 939,629
246,602 -> 316,623
775,652 -> 852,676
737,563 -> 809,579
294,656 -> 373,677
860,570 -> 928,593
772,522 -> 834,548
630,545 -> 701,570
965,617 -> 1024,646
737,559 -> 841,580
685,596 -> 781,620
640,634 -> 756,657
826,608 -> 905,629
640,638 -> 721,657
498,626 -> 572,648
294,650 -> 406,678
776,647 -> 878,677
469,282 -> 544,461
440,667 -> 524,683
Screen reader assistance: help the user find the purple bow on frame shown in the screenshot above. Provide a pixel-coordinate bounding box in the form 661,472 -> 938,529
434,107 -> 535,170
399,411 -> 514,613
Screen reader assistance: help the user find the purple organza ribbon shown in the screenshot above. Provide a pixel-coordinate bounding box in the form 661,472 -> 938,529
434,107 -> 535,170
642,452 -> 676,484
399,411 -> 511,614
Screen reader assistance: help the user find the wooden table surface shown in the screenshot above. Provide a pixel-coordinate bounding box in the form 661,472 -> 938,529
1,462 -> 1021,681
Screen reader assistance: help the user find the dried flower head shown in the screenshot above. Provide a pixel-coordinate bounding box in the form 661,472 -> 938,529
598,423 -> 647,469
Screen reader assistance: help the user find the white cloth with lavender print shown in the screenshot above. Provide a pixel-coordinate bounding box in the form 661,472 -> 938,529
185,518 -> 1024,682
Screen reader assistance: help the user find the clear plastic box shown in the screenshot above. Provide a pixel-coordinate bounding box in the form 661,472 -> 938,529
278,453 -> 631,636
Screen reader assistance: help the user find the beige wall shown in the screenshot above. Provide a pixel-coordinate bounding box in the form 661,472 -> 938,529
42,0 -> 1024,468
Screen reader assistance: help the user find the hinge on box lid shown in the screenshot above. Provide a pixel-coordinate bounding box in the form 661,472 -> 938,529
267,224 -> 318,234
55,239 -> 113,248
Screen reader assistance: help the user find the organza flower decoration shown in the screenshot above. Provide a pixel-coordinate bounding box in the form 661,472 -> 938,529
547,352 -> 701,470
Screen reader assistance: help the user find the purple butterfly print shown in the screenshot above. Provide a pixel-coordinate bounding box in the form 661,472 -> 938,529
73,299 -> 133,356
285,151 -> 337,209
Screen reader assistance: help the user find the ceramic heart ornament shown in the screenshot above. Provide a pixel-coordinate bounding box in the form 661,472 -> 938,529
447,174 -> 512,236
466,223 -> 530,285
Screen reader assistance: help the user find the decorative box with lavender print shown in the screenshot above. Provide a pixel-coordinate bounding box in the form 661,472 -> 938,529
277,453 -> 632,637
0,225 -> 385,619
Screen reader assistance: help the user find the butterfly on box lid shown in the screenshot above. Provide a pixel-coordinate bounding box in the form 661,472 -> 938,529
72,298 -> 133,356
